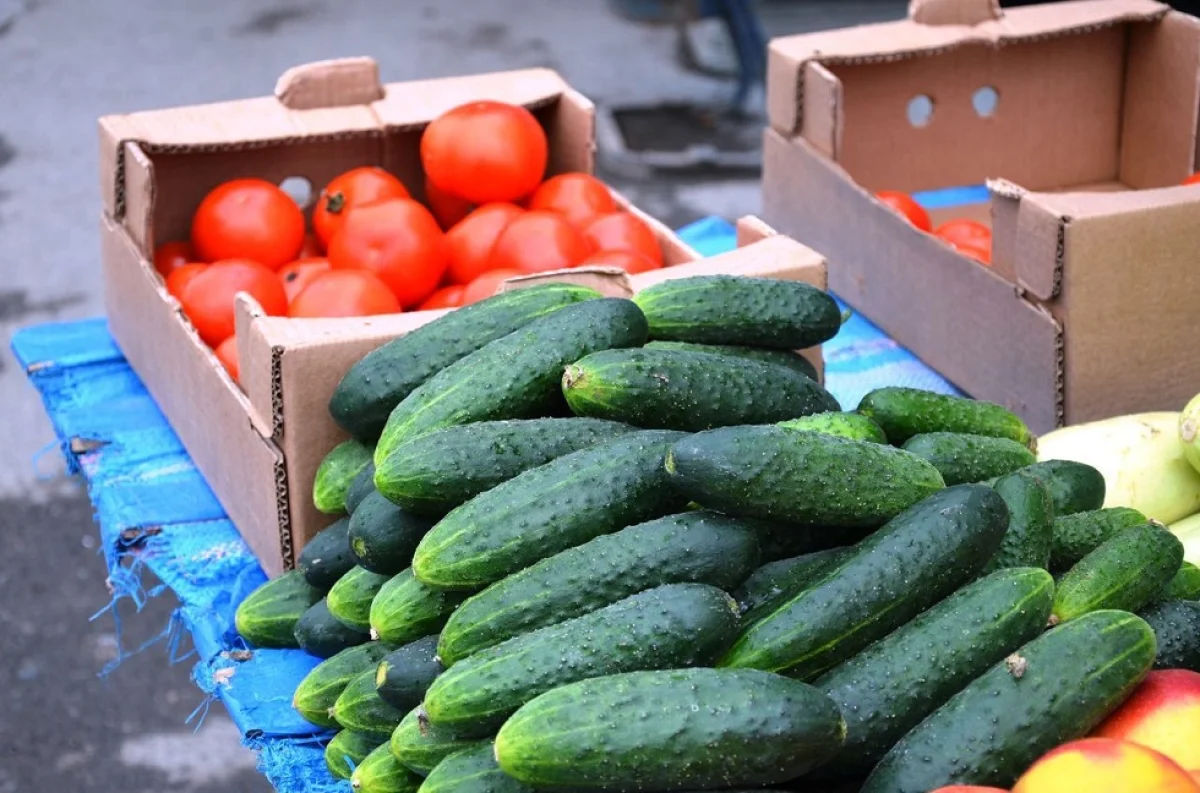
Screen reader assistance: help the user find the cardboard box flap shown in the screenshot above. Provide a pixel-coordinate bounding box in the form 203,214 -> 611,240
275,57 -> 385,110
372,68 -> 574,130
910,0 -> 1002,26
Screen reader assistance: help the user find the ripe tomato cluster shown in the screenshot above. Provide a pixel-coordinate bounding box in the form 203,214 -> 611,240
151,100 -> 664,384
875,190 -> 993,265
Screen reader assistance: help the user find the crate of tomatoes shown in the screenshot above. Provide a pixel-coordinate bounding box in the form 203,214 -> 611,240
98,58 -> 827,573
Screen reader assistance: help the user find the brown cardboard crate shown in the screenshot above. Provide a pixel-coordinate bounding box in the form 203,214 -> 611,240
99,59 -> 828,576
762,0 -> 1200,435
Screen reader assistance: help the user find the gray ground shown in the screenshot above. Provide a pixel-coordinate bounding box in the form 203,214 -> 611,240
0,1 -> 903,790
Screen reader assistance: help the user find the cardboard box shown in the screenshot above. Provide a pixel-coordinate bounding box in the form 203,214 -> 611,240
762,0 -> 1200,435
98,59 -> 829,576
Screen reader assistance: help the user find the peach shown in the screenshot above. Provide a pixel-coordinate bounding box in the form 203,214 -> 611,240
1094,669 -> 1200,778
1013,737 -> 1200,793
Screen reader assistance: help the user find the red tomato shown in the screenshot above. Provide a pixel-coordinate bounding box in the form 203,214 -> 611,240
278,257 -> 331,303
288,269 -> 401,318
462,268 -> 524,306
419,285 -> 466,311
312,167 -> 410,249
327,198 -> 448,309
191,179 -> 305,270
421,100 -> 549,204
576,249 -> 661,275
581,212 -> 663,266
424,176 -> 475,230
876,190 -> 932,232
936,219 -> 991,246
1184,172 -> 1200,186
299,232 -> 324,258
445,203 -> 525,284
215,336 -> 240,383
165,262 -> 208,300
490,210 -> 592,274
154,240 -> 196,278
178,258 -> 288,347
528,173 -> 617,228
951,235 -> 992,265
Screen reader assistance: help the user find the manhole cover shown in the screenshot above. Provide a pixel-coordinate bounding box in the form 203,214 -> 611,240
597,102 -> 762,176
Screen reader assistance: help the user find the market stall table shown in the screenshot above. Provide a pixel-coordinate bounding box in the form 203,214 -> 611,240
12,217 -> 959,793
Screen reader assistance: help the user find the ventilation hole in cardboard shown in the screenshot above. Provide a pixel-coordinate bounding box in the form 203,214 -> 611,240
906,95 -> 934,128
279,176 -> 313,209
972,86 -> 999,118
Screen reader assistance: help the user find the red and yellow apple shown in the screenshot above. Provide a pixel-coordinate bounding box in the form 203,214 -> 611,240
1012,737 -> 1200,793
1093,669 -> 1200,780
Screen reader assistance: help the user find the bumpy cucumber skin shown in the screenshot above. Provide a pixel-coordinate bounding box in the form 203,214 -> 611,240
983,469 -> 1055,573
334,669 -> 407,739
345,462 -> 377,516
735,548 -> 853,625
817,567 -> 1055,775
667,425 -> 945,529
328,566 -> 392,633
390,708 -> 488,777
1158,562 -> 1200,602
326,730 -> 386,781
369,570 -> 468,646
437,510 -> 760,666
856,387 -> 1036,449
375,418 -> 632,516
779,412 -> 888,444
720,485 -> 1009,677
294,643 -> 391,729
1021,459 -> 1107,516
562,348 -> 839,432
294,599 -> 369,659
351,743 -> 423,793
632,275 -> 842,349
860,610 -> 1157,793
1138,599 -> 1200,671
417,744 -> 529,793
901,432 -> 1037,486
234,570 -> 322,649
413,430 -> 687,591
643,340 -> 819,381
375,298 -> 648,465
375,635 -> 443,712
1050,507 -> 1149,570
424,583 -> 742,735
349,492 -> 435,576
748,519 -> 871,562
299,517 -> 357,590
331,284 -> 601,441
1052,524 -> 1184,623
495,667 -> 846,791
315,440 -> 375,514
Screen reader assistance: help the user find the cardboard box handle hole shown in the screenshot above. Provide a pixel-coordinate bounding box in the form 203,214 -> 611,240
907,95 -> 934,128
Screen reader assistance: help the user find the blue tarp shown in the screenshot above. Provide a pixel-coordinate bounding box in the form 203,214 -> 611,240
12,217 -> 960,792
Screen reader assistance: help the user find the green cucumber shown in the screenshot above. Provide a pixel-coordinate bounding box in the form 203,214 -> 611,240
666,425 -> 945,528
1052,524 -> 1184,623
1159,561 -> 1200,601
327,731 -> 385,781
901,432 -> 1037,485
294,599 -> 369,658
1139,598 -> 1200,670
234,570 -> 321,648
495,667 -> 846,790
315,440 -> 374,514
298,517 -> 356,590
375,298 -> 648,464
345,462 -> 377,515
857,387 -> 1036,449
719,484 -> 1009,677
331,284 -> 601,441
860,610 -> 1157,793
390,708 -> 488,777
375,418 -> 633,516
349,492 -> 435,576
735,547 -> 854,625
780,411 -> 888,444
418,743 -> 529,793
375,635 -> 443,712
562,348 -> 839,431
351,743 -> 422,793
412,430 -> 686,591
643,339 -> 819,381
294,642 -> 391,729
424,583 -> 741,735
817,567 -> 1055,775
1020,459 -> 1107,516
328,566 -> 392,633
748,519 -> 869,562
632,275 -> 842,349
982,469 -> 1055,573
369,570 -> 468,646
1050,507 -> 1149,570
334,669 -> 406,739
437,510 -> 760,666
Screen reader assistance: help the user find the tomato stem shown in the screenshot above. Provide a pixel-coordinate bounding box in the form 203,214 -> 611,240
325,191 -> 346,214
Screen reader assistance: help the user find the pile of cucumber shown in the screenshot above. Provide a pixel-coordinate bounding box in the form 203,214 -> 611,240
233,278 -> 1200,793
